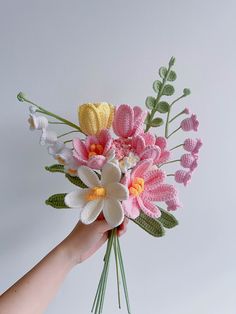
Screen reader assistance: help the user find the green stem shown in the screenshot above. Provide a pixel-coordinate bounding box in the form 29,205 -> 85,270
64,140 -> 73,144
167,126 -> 181,138
160,159 -> 180,167
117,237 -> 131,314
170,143 -> 184,151
145,61 -> 174,132
18,94 -> 83,132
165,94 -> 186,138
48,121 -> 67,125
167,174 -> 175,177
169,108 -> 187,124
114,230 -> 121,309
58,130 -> 79,138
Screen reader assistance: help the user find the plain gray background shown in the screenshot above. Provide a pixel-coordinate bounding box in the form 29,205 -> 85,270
0,1 -> 235,313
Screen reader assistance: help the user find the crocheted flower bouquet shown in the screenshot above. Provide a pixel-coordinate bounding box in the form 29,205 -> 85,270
18,57 -> 202,314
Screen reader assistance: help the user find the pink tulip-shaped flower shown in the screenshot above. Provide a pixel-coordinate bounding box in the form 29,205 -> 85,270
73,129 -> 112,170
180,153 -> 198,171
174,170 -> 192,186
122,159 -> 177,219
166,196 -> 182,211
155,136 -> 171,164
183,138 -> 203,155
181,114 -> 199,132
113,104 -> 146,138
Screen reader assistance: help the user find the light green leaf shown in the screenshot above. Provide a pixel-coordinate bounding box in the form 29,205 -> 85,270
156,101 -> 170,113
153,80 -> 162,93
169,56 -> 176,67
162,84 -> 175,96
150,117 -> 164,127
159,66 -> 167,79
45,193 -> 69,209
65,174 -> 87,188
183,88 -> 191,96
167,70 -> 177,81
145,96 -> 156,110
45,164 -> 65,173
132,212 -> 165,237
158,208 -> 179,229
144,112 -> 151,125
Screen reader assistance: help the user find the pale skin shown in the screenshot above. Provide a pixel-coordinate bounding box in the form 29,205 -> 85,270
0,218 -> 128,314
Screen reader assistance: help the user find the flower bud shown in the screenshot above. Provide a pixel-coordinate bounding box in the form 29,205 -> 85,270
78,102 -> 114,136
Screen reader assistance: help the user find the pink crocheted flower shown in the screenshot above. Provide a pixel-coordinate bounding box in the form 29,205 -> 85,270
155,136 -> 171,164
181,114 -> 199,132
166,197 -> 181,211
73,129 -> 112,170
174,170 -> 192,186
122,159 -> 177,219
131,132 -> 161,162
113,104 -> 146,138
183,138 -> 202,154
180,153 -> 198,171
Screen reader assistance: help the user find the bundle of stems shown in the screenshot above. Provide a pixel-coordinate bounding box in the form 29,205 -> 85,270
91,228 -> 131,314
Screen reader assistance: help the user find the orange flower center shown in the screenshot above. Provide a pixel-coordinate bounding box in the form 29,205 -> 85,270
86,187 -> 106,201
88,143 -> 104,158
129,177 -> 144,197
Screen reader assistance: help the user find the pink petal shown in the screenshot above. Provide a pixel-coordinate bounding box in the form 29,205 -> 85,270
73,138 -> 88,159
121,172 -> 131,187
156,150 -> 171,164
139,146 -> 161,161
143,168 -> 166,188
134,135 -> 146,154
131,159 -> 153,179
141,132 -> 155,145
98,129 -> 112,154
113,104 -> 134,138
87,155 -> 106,169
122,197 -> 140,219
155,136 -> 167,150
133,106 -> 146,135
137,196 -> 161,218
144,184 -> 177,202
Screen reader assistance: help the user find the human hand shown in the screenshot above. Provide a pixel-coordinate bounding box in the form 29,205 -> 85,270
60,216 -> 129,266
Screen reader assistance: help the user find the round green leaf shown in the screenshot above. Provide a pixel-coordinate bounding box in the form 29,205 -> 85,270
156,101 -> 170,113
183,88 -> 191,96
167,70 -> 177,81
151,117 -> 164,127
144,112 -> 151,124
162,84 -> 175,96
153,80 -> 162,93
159,66 -> 167,79
145,96 -> 156,109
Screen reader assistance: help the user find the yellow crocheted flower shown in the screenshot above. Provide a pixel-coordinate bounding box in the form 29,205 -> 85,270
78,103 -> 114,135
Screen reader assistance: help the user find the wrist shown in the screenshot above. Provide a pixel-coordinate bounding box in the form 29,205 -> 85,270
57,238 -> 82,267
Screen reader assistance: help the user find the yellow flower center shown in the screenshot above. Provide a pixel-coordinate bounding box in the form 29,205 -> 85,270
86,187 -> 106,201
129,177 -> 144,197
88,144 -> 104,158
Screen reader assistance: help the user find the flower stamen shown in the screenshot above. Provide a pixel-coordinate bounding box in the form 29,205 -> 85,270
88,144 -> 104,158
86,186 -> 106,201
129,177 -> 144,197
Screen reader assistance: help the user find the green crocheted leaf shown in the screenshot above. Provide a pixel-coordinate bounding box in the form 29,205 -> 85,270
45,193 -> 69,209
132,212 -> 165,237
158,208 -> 179,229
65,174 -> 87,188
45,164 -> 65,173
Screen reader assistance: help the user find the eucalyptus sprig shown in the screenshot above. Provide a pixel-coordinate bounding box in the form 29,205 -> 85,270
145,57 -> 176,131
17,92 -> 83,133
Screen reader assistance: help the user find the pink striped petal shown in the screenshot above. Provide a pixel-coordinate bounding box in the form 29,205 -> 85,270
87,155 -> 106,169
134,135 -> 146,154
98,129 -> 112,154
140,146 -> 161,161
137,196 -> 161,218
131,159 -> 153,179
143,168 -> 166,188
155,136 -> 167,149
73,138 -> 88,159
143,184 -> 177,202
133,106 -> 146,135
141,132 -> 155,145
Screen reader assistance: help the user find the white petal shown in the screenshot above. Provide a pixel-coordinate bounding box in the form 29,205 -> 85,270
103,199 -> 124,228
48,141 -> 65,155
80,199 -> 104,224
106,182 -> 129,201
101,162 -> 121,185
64,189 -> 89,208
40,129 -> 57,145
78,166 -> 100,187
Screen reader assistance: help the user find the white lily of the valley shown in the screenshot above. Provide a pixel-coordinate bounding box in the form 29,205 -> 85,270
65,162 -> 128,227
40,129 -> 57,146
28,113 -> 48,131
48,141 -> 73,165
64,158 -> 79,177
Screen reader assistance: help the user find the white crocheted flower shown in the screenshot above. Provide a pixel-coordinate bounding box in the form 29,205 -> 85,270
28,113 -> 48,131
65,162 -> 128,227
